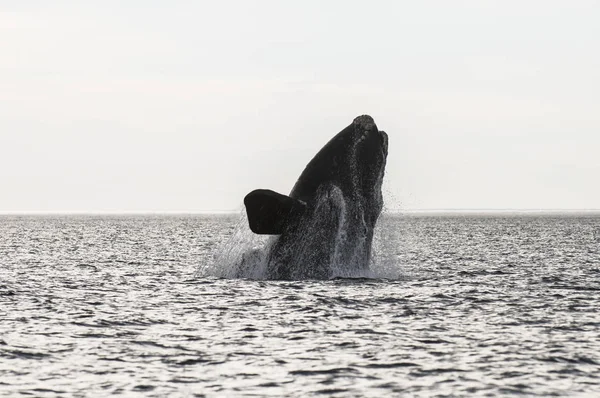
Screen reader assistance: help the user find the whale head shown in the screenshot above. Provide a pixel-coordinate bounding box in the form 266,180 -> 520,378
290,114 -> 388,207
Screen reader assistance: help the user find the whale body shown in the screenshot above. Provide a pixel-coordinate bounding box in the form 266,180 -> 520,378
243,115 -> 388,280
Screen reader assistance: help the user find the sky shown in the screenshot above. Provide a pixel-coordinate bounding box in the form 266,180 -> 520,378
1,1 -> 599,212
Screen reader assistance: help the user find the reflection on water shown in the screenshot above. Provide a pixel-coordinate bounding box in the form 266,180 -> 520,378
1,214 -> 599,396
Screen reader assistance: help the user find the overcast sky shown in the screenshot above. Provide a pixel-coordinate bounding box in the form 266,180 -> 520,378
1,1 -> 599,212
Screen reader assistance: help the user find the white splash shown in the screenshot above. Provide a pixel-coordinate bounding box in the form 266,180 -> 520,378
196,200 -> 406,280
195,211 -> 271,279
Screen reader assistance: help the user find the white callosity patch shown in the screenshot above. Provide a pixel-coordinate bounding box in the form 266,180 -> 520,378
353,115 -> 376,132
352,116 -> 376,148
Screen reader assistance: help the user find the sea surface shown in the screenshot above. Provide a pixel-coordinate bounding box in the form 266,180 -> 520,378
1,214 -> 599,397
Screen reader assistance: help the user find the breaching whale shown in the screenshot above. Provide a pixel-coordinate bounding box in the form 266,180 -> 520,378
243,115 -> 388,280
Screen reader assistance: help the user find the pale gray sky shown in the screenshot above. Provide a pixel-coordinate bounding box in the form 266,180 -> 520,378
1,1 -> 599,212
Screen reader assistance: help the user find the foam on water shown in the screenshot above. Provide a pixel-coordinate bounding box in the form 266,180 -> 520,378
195,211 -> 270,279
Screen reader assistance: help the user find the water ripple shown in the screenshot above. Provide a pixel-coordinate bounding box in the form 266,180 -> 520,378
1,214 -> 599,396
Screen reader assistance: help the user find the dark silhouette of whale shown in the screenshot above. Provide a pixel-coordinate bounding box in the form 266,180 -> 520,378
243,115 -> 388,279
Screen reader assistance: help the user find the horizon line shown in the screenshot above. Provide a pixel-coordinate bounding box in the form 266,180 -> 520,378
1,208 -> 600,215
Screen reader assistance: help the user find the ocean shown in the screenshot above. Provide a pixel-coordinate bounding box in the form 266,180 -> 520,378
1,214 -> 599,397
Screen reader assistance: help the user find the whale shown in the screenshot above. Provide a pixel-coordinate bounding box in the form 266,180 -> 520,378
243,115 -> 388,280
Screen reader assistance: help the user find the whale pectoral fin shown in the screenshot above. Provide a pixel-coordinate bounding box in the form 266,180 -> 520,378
244,189 -> 306,235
